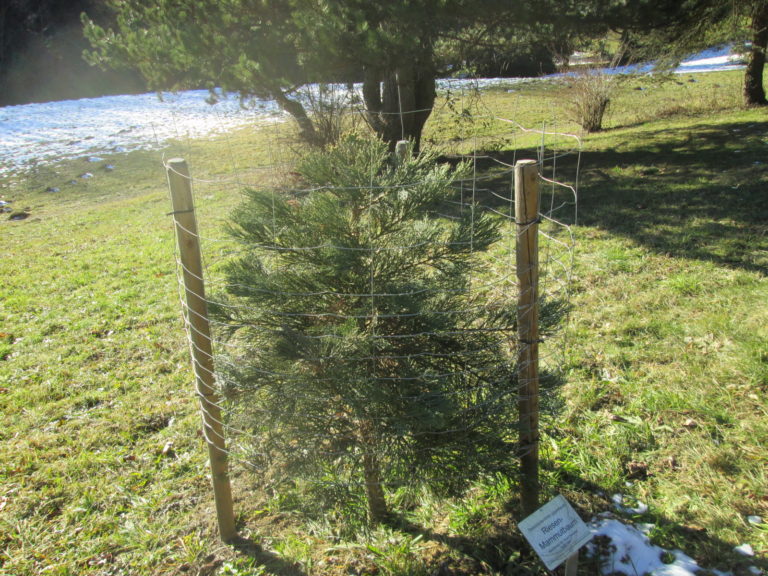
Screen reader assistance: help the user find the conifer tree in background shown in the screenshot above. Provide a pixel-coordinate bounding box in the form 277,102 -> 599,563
697,0 -> 768,106
601,0 -> 768,107
214,136 -> 517,523
82,0 -> 506,149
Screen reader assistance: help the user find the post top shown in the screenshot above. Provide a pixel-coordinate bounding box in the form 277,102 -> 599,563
516,159 -> 538,167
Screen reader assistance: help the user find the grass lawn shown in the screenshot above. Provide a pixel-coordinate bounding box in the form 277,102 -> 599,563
1,69 -> 766,575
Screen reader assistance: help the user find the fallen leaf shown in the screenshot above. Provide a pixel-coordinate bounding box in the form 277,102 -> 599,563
661,456 -> 679,470
626,461 -> 649,479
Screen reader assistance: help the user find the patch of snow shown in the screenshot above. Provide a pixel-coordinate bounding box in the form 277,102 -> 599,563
559,44 -> 745,78
590,518 -> 707,576
589,513 -> 764,576
612,493 -> 649,515
0,90 -> 283,177
677,45 -> 746,72
735,543 -> 755,557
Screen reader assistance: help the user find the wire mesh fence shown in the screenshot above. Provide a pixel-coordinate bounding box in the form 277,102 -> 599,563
165,102 -> 580,535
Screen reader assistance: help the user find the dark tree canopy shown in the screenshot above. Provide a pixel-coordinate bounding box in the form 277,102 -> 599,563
0,0 -> 143,105
436,22 -> 560,77
5,1 -> 763,110
83,0 -> 544,148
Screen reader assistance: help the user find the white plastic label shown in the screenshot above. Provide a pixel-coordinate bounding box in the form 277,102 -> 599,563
518,494 -> 592,570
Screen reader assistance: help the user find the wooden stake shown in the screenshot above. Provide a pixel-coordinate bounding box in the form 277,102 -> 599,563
166,158 -> 237,543
394,140 -> 409,165
565,551 -> 579,576
515,159 -> 540,518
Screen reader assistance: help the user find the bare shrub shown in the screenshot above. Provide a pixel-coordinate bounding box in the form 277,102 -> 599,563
567,70 -> 614,133
299,83 -> 361,147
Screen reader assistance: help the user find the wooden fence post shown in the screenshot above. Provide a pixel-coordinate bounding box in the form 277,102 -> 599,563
515,159 -> 540,518
166,158 -> 237,543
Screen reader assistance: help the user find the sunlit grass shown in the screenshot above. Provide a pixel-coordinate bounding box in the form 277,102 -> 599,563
1,69 -> 766,574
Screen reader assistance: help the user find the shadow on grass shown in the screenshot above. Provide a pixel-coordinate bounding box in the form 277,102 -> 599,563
544,469 -> 768,575
383,513 -> 539,575
229,535 -> 309,576
383,467 -> 766,575
460,119 -> 768,275
576,120 -> 768,275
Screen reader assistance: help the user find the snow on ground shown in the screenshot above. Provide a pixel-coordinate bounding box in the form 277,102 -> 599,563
0,46 -> 748,177
0,90 -> 283,176
590,516 -> 705,576
585,494 -> 765,576
601,44 -> 746,76
676,44 -> 747,73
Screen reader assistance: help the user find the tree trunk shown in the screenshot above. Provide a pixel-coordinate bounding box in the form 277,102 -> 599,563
357,420 -> 388,524
362,64 -> 436,152
271,88 -> 321,146
362,67 -> 386,136
744,2 -> 768,106
411,71 -> 436,151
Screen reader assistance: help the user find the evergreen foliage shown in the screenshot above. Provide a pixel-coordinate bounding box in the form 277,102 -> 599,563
436,24 -> 558,77
214,135 -> 518,522
81,0 -> 570,148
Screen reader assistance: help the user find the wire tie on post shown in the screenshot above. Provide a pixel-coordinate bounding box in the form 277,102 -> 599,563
166,208 -> 196,216
515,216 -> 542,226
519,338 -> 545,345
516,436 -> 541,450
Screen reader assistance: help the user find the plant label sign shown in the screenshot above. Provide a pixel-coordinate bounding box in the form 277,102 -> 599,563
518,495 -> 592,570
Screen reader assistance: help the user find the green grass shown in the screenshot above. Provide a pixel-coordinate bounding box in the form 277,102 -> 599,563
2,70 -> 767,575
555,87 -> 768,569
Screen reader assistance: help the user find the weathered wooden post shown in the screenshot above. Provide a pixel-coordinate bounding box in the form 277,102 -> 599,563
394,140 -> 409,164
166,158 -> 237,543
515,159 -> 540,518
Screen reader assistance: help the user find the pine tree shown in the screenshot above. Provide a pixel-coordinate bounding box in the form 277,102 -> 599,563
82,0 -> 570,148
214,135 -> 517,523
